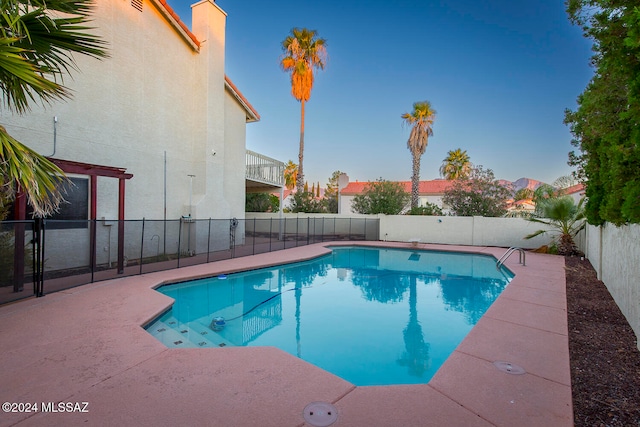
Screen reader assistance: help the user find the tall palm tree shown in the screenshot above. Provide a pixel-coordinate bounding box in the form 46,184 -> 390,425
283,160 -> 298,190
1,0 -> 107,216
402,101 -> 436,209
439,148 -> 471,180
280,28 -> 327,193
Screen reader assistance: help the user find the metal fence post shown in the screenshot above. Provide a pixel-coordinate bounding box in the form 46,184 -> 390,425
90,218 -> 96,282
177,218 -> 182,268
32,218 -> 44,297
207,218 -> 212,263
140,218 -> 145,275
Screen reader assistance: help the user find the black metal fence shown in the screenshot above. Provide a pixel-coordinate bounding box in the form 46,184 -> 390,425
0,216 -> 379,305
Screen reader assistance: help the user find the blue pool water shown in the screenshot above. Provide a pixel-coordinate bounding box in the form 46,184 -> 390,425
146,246 -> 513,386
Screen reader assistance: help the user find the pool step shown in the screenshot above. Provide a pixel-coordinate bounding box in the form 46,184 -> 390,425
148,316 -> 233,348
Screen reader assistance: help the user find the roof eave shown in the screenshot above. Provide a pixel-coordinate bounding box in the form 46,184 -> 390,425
152,0 -> 201,51
225,76 -> 260,122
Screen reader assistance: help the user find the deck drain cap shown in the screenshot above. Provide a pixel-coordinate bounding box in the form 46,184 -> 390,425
303,402 -> 338,427
493,361 -> 526,375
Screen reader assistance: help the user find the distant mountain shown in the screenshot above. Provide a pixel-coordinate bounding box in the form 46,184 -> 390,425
511,178 -> 546,193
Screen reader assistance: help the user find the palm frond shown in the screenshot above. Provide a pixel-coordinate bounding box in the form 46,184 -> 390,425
0,38 -> 67,113
280,28 -> 326,103
0,0 -> 107,113
524,229 -> 547,239
0,125 -> 67,217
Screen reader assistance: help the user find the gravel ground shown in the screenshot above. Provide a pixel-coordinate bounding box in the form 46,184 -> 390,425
565,256 -> 640,426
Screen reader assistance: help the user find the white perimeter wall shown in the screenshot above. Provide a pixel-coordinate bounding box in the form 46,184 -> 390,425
246,213 -> 554,249
580,224 -> 640,350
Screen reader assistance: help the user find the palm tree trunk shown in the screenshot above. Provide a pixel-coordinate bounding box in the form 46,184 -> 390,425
297,100 -> 305,193
411,152 -> 420,209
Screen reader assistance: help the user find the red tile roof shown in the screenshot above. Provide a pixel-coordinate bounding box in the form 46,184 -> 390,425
225,76 -> 260,121
340,180 -> 454,195
156,0 -> 200,48
564,183 -> 585,195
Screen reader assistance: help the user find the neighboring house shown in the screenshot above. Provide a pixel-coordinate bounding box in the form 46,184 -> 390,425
564,183 -> 586,205
506,183 -> 585,216
3,0 -> 263,222
279,189 -> 296,211
505,199 -> 536,216
339,180 -> 453,214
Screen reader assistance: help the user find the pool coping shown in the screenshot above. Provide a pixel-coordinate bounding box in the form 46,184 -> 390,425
0,242 -> 571,426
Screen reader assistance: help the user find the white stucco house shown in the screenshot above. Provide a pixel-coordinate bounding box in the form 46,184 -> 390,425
339,180 -> 453,214
3,0 -> 281,222
2,0 -> 284,275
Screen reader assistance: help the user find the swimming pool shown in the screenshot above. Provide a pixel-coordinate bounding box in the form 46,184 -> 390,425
146,246 -> 513,386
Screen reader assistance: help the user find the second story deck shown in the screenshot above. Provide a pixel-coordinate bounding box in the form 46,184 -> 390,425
246,150 -> 285,192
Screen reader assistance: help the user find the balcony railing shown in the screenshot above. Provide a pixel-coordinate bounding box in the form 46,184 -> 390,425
246,150 -> 285,188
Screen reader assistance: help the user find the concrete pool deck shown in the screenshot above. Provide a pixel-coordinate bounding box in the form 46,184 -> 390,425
0,242 -> 572,426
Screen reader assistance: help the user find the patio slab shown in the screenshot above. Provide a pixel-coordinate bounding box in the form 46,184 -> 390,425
429,351 -> 572,427
0,242 -> 572,426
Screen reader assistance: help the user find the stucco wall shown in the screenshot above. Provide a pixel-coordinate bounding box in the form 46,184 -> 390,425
1,0 -> 246,221
581,224 -> 640,350
246,213 -> 554,249
222,92 -> 250,220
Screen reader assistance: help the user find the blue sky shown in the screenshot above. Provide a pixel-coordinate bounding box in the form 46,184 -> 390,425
167,0 -> 593,186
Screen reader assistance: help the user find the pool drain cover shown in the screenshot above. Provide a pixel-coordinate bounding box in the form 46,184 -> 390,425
303,402 -> 338,427
493,361 -> 526,375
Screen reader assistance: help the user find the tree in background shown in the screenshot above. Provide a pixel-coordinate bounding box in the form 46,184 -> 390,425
407,202 -> 443,216
324,170 -> 344,213
245,193 -> 279,212
402,101 -> 436,209
280,28 -> 327,193
514,188 -> 534,201
564,0 -> 640,225
290,191 -> 324,213
442,166 -> 512,217
1,0 -> 108,216
284,160 -> 298,190
439,148 -> 471,180
351,179 -> 410,215
552,175 -> 578,190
